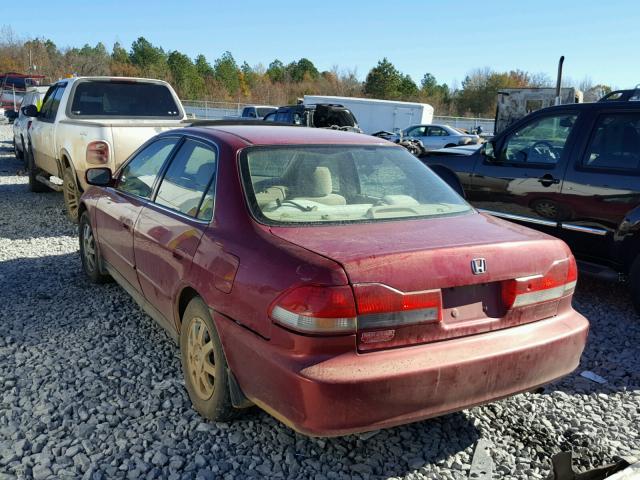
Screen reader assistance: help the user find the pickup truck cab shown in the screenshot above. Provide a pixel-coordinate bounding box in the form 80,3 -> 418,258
423,99 -> 640,310
22,76 -> 187,221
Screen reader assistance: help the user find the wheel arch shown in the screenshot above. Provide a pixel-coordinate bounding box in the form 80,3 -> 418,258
428,164 -> 466,198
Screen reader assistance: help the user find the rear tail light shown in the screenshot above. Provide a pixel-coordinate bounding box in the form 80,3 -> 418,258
353,283 -> 441,329
86,141 -> 109,165
502,256 -> 577,309
269,283 -> 441,336
269,285 -> 357,334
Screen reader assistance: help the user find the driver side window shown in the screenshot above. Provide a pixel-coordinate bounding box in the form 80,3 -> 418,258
117,138 -> 179,198
500,114 -> 577,166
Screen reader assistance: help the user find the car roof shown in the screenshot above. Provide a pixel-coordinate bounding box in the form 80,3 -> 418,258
180,125 -> 391,147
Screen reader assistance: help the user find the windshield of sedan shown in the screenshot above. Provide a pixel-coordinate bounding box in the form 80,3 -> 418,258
241,145 -> 471,225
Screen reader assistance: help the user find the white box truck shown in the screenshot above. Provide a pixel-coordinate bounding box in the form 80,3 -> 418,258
303,95 -> 433,135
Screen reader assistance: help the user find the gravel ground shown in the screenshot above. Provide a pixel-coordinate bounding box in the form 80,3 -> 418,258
0,123 -> 638,480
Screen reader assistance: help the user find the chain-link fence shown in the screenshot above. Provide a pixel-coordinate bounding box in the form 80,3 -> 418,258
432,116 -> 495,134
182,99 -> 495,133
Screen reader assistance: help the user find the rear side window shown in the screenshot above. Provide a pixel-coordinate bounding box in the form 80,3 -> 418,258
582,113 -> 640,172
69,81 -> 181,117
118,138 -> 179,198
155,139 -> 217,219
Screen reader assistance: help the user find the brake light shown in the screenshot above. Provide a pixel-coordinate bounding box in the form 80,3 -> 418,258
86,141 -> 109,164
269,285 -> 357,334
502,256 -> 577,309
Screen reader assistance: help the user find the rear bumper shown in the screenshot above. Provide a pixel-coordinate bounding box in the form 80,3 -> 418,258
218,311 -> 588,437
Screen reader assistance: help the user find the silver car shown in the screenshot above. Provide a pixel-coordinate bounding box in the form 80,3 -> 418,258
12,87 -> 48,166
400,124 -> 481,152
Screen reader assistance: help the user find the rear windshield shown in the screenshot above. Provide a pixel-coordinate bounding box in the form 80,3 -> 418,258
241,145 -> 470,225
69,81 -> 181,118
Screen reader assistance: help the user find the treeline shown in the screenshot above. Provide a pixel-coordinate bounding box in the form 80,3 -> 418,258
0,29 -> 613,117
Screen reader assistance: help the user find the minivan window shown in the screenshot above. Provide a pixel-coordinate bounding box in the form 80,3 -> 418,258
155,139 -> 217,218
500,114 -> 577,165
582,113 -> 640,172
118,138 -> 179,198
242,145 -> 470,225
70,81 -> 181,117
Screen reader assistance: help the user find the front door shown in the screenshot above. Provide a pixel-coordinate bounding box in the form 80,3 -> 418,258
95,137 -> 181,291
30,84 -> 65,175
469,111 -> 579,232
558,110 -> 640,267
134,138 -> 217,323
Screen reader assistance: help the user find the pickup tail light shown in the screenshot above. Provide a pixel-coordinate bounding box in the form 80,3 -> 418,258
502,256 -> 577,309
86,141 -> 109,165
270,284 -> 441,336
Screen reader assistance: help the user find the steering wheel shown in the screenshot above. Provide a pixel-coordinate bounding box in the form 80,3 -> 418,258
529,141 -> 557,163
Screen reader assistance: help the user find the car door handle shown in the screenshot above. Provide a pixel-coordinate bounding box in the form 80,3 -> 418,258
121,222 -> 130,230
172,251 -> 184,261
537,174 -> 560,186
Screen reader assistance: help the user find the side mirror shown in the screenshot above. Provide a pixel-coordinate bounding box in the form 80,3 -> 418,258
86,168 -> 113,187
21,104 -> 39,117
483,141 -> 496,161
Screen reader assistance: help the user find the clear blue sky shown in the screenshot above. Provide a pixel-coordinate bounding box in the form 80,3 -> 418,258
6,0 -> 638,89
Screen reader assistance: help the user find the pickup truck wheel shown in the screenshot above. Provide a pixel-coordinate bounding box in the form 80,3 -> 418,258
629,256 -> 640,315
79,211 -> 110,283
27,147 -> 50,193
180,297 -> 238,422
63,167 -> 81,223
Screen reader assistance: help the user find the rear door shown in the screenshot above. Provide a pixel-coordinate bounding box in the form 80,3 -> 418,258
558,109 -> 640,268
469,111 -> 580,233
425,126 -> 451,150
96,136 -> 181,291
134,137 -> 217,322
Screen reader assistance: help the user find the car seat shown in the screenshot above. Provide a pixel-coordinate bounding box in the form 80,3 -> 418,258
291,166 -> 346,205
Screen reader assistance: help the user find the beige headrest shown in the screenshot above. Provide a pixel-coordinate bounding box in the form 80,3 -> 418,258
309,167 -> 333,196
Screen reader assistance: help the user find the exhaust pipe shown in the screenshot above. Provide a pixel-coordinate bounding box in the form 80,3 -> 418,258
555,56 -> 564,106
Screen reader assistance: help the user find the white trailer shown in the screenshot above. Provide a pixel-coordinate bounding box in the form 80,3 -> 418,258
303,95 -> 433,135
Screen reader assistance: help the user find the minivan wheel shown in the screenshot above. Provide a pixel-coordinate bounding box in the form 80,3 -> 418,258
629,256 -> 640,315
79,211 -> 110,283
63,166 -> 81,223
180,297 -> 237,422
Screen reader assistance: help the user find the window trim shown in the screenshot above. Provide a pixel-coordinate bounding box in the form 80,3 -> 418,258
150,136 -> 220,222
575,111 -> 640,177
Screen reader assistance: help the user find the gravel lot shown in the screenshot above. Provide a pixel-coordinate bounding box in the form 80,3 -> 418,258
0,123 -> 638,480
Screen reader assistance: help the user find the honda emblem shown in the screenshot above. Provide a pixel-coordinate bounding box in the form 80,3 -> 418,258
471,258 -> 487,275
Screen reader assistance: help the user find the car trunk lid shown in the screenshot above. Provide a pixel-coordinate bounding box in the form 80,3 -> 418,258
270,211 -> 575,351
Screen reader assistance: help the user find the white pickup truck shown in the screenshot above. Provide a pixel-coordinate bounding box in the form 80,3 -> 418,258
22,76 -> 188,221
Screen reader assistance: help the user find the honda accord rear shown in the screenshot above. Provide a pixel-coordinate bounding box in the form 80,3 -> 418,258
217,140 -> 589,436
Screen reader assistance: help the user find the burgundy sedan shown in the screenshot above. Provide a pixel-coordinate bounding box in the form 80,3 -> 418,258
78,125 -> 588,436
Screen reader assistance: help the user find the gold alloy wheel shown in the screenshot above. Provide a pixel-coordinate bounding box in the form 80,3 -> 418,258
82,223 -> 97,273
63,169 -> 80,221
186,317 -> 216,400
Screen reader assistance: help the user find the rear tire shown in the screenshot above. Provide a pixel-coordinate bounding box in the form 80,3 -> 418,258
180,297 -> 238,422
63,166 -> 81,223
445,143 -> 457,148
79,211 -> 110,284
27,145 -> 50,193
629,256 -> 640,315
